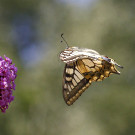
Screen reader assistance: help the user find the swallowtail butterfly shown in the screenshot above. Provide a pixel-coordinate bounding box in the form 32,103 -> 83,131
60,34 -> 123,106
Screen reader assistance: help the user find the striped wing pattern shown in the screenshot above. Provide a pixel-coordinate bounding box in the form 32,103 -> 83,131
63,58 -> 120,105
63,62 -> 90,105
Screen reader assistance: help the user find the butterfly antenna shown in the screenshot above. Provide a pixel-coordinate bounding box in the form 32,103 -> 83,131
61,33 -> 69,48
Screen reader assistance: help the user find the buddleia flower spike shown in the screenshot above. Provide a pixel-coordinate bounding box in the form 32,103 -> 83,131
0,55 -> 17,113
60,34 -> 123,106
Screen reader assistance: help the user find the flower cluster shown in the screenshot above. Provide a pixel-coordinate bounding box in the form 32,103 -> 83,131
0,55 -> 17,113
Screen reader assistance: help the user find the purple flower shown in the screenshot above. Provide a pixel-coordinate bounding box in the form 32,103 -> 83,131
0,55 -> 17,113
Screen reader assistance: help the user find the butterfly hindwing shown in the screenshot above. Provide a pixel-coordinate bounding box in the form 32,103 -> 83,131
76,58 -> 120,82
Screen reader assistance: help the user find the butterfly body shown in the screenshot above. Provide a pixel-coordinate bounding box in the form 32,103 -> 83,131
60,47 -> 123,105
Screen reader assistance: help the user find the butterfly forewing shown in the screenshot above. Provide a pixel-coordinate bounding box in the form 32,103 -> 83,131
63,63 -> 91,105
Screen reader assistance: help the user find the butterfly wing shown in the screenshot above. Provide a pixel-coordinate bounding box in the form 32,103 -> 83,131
76,58 -> 121,81
63,62 -> 91,105
63,58 -> 120,105
77,58 -> 107,80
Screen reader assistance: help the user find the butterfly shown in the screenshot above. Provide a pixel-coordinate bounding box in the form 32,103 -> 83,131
60,34 -> 123,106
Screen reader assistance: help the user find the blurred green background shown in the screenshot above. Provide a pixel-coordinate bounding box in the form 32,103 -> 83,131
0,0 -> 135,135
